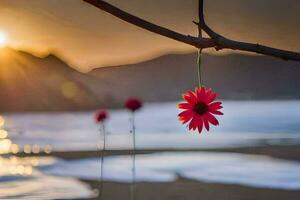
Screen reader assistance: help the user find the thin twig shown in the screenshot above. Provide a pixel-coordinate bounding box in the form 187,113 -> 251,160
196,0 -> 300,61
83,0 -> 300,61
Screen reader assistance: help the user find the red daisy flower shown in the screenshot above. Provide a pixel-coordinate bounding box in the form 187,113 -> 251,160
125,98 -> 143,112
95,110 -> 108,123
178,86 -> 223,133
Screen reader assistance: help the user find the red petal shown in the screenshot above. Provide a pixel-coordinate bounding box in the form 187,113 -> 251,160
182,94 -> 192,103
188,117 -> 197,131
209,110 -> 224,115
178,111 -> 194,123
179,117 -> 191,124
208,102 -> 222,109
196,86 -> 206,100
187,91 -> 197,103
206,113 -> 219,126
182,91 -> 197,103
206,88 -> 212,96
203,117 -> 210,131
195,87 -> 202,98
197,117 -> 204,133
178,110 -> 192,117
178,102 -> 193,109
206,92 -> 217,104
208,101 -> 222,107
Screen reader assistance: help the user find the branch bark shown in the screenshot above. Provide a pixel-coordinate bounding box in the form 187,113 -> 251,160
84,0 -> 300,62
83,0 -> 214,49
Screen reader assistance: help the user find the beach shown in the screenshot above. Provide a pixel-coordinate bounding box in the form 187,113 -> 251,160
36,144 -> 300,200
1,101 -> 300,199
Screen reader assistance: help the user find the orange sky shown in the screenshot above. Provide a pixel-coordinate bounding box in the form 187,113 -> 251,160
0,0 -> 299,72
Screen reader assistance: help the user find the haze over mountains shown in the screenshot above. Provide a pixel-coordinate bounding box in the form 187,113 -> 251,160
0,48 -> 299,112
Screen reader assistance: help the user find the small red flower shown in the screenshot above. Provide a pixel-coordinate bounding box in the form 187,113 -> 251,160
125,98 -> 143,112
178,86 -> 223,133
95,110 -> 108,123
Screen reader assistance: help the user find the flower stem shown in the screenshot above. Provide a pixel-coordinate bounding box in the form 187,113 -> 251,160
197,48 -> 203,87
99,123 -> 106,199
130,112 -> 136,200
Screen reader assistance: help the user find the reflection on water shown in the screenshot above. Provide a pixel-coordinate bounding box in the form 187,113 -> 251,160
0,156 -> 54,178
0,115 -> 53,155
0,102 -> 300,198
0,156 -> 95,199
0,116 -> 4,127
0,115 -> 94,199
44,145 -> 53,154
43,152 -> 300,190
0,139 -> 11,154
0,116 -> 10,154
0,152 -> 299,198
10,143 -> 19,154
0,136 -> 53,155
1,101 -> 300,151
0,129 -> 8,139
7,157 -> 36,175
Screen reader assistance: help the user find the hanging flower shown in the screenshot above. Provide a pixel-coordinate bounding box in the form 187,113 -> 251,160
125,98 -> 143,112
178,86 -> 223,133
95,110 -> 108,123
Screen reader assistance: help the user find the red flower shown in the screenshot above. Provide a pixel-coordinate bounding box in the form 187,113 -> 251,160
125,98 -> 143,112
178,86 -> 223,133
95,110 -> 108,123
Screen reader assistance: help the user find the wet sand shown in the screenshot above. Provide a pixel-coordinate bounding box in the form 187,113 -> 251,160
60,144 -> 300,200
18,144 -> 300,161
83,178 -> 300,200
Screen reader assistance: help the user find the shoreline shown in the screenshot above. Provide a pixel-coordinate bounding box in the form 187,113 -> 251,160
13,144 -> 300,161
81,178 -> 300,200
79,144 -> 300,200
7,144 -> 300,200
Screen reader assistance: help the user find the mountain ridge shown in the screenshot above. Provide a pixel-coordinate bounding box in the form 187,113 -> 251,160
0,48 -> 299,112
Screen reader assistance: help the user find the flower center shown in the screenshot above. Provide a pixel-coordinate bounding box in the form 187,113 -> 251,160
193,102 -> 208,115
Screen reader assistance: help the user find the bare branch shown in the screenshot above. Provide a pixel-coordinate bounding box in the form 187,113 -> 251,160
83,0 -> 214,49
84,0 -> 300,62
216,37 -> 300,61
197,0 -> 300,61
197,0 -> 203,39
197,0 -> 220,39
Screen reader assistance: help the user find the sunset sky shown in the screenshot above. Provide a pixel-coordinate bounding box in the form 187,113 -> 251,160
0,0 -> 299,72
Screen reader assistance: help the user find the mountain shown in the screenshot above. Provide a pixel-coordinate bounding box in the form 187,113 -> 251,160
0,48 -> 100,111
89,52 -> 300,101
0,48 -> 299,111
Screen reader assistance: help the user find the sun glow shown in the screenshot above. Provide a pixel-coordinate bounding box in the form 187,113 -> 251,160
0,31 -> 8,47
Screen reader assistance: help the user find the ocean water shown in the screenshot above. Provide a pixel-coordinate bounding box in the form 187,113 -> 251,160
1,151 -> 300,200
0,101 -> 300,199
43,152 -> 300,190
0,156 -> 95,199
1,101 -> 300,151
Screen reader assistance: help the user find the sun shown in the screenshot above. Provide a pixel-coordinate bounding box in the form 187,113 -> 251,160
0,31 -> 8,47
